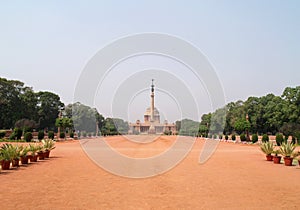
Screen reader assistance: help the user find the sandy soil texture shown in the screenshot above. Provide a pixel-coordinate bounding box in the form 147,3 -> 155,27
1,136 -> 299,210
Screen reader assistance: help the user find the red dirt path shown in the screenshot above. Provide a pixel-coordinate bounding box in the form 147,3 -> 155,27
1,136 -> 299,209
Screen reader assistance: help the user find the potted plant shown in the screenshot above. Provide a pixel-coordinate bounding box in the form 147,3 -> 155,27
37,145 -> 45,160
260,142 -> 274,161
0,144 -> 13,170
42,139 -> 56,158
28,144 -> 39,162
20,146 -> 29,164
1,144 -> 20,167
272,149 -> 282,164
279,142 -> 296,166
11,144 -> 22,167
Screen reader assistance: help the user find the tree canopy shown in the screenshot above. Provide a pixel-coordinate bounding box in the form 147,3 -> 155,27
200,86 -> 300,137
0,77 -> 63,130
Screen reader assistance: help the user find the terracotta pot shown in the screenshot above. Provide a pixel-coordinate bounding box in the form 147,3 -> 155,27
273,156 -> 281,164
283,157 -> 293,166
27,155 -> 33,161
12,158 -> 20,167
1,160 -> 11,170
266,155 -> 273,161
44,150 -> 50,158
20,156 -> 29,164
38,152 -> 45,160
30,155 -> 38,162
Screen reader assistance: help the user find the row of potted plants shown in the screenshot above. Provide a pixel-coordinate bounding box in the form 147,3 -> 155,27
260,141 -> 300,166
0,139 -> 55,170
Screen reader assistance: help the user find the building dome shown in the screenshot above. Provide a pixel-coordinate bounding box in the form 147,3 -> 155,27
144,107 -> 160,116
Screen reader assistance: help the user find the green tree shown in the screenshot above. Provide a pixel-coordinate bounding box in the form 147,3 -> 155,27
281,86 -> 300,123
55,117 -> 73,133
36,91 -> 64,130
0,78 -> 24,128
178,119 -> 199,136
67,102 -> 104,133
14,118 -> 37,132
234,119 -> 250,135
210,107 -> 226,134
175,120 -> 181,132
112,118 -> 129,134
101,118 -> 118,135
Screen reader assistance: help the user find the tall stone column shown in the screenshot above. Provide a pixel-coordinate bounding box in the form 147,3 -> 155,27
149,79 -> 156,134
150,79 -> 155,122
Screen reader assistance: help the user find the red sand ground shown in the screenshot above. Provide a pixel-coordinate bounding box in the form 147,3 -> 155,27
1,136 -> 300,209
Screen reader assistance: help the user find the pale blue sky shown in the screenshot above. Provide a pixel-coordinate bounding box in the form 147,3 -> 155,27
1,0 -> 299,121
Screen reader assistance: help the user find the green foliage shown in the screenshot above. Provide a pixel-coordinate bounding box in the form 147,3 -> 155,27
0,77 -> 63,130
0,143 -> 15,161
231,134 -> 236,141
70,132 -> 74,138
55,117 -> 73,133
36,91 -> 64,130
0,78 -> 25,128
0,130 -> 6,138
101,118 -> 118,136
210,108 -> 226,134
200,86 -> 300,136
240,133 -> 246,141
15,118 -> 36,132
14,128 -> 23,140
260,142 -> 274,155
175,121 -> 181,131
20,145 -> 29,157
48,131 -> 54,140
234,119 -> 250,135
275,133 -> 284,146
262,134 -> 269,143
198,125 -> 208,137
164,130 -> 172,135
66,102 -> 101,133
112,118 -> 129,134
280,123 -> 300,141
42,139 -> 55,151
279,142 -> 296,157
82,131 -> 87,137
251,134 -> 258,143
178,119 -> 200,136
59,132 -> 65,139
219,134 -> 223,140
225,135 -> 229,140
38,130 -> 45,140
24,132 -> 33,142
9,133 -> 16,140
29,144 -> 40,156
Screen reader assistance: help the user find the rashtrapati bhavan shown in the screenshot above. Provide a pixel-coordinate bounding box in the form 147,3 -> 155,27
128,80 -> 176,135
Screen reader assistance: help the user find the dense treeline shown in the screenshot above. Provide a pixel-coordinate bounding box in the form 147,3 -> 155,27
0,77 -> 64,130
199,86 -> 300,138
0,77 -> 128,136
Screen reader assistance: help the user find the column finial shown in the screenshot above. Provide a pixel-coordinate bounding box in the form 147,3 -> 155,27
151,79 -> 154,93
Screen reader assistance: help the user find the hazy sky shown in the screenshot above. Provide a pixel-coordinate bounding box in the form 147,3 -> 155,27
1,1 -> 299,122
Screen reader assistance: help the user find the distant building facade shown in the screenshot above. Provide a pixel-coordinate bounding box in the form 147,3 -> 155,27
128,80 -> 176,135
